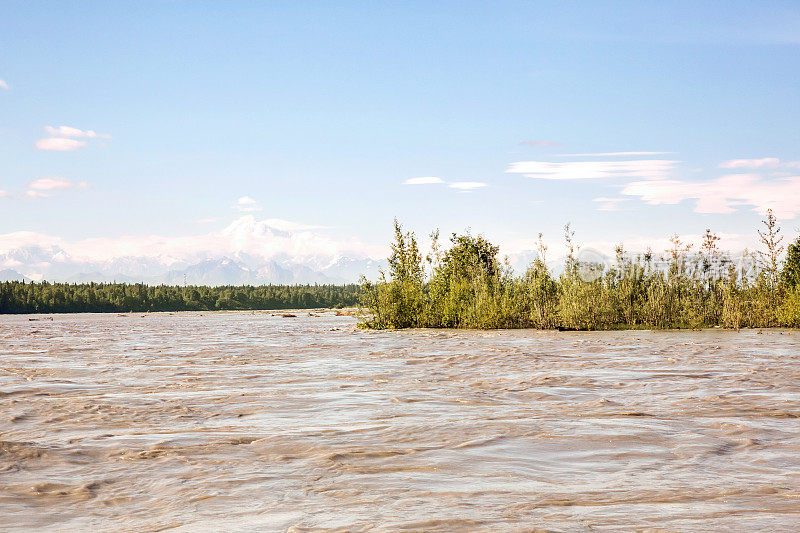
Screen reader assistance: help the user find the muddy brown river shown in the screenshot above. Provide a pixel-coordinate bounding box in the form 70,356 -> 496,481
1,312 -> 799,531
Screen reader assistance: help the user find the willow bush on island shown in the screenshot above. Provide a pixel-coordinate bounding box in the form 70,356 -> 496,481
360,212 -> 800,330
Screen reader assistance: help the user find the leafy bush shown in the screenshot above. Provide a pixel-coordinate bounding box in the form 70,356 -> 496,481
361,212 -> 799,330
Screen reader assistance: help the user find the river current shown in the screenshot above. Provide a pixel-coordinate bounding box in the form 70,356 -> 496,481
1,312 -> 798,531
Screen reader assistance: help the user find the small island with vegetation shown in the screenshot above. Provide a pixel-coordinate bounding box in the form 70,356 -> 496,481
360,210 -> 800,330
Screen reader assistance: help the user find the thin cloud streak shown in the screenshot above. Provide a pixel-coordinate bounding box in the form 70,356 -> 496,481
28,177 -> 73,191
44,125 -> 111,139
235,196 -> 261,212
35,138 -> 87,151
507,159 -> 678,180
23,178 -> 88,198
25,190 -> 50,199
558,151 -> 674,157
719,157 -> 780,169
35,125 -> 110,151
403,176 -> 444,185
519,140 -> 561,147
403,176 -> 488,191
449,181 -> 488,190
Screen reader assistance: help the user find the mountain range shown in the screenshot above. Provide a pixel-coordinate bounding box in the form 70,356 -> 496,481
0,247 -> 548,286
0,247 -> 387,285
0,216 -> 546,286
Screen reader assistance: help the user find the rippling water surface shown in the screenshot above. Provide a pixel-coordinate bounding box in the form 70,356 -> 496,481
1,312 -> 799,531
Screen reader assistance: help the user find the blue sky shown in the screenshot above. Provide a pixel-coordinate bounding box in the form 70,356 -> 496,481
2,1 -> 800,265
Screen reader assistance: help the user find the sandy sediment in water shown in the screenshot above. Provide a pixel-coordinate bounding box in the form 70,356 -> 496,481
1,311 -> 799,531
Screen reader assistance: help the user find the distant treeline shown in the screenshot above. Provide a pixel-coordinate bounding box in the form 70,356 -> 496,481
0,282 -> 359,314
360,211 -> 800,330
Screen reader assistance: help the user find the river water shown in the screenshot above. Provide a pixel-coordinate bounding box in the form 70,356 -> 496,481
1,312 -> 798,531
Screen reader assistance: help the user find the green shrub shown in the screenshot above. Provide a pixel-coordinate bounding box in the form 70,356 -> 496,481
360,213 -> 796,330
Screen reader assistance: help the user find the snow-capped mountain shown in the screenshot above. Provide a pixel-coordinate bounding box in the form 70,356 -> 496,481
161,258 -> 343,286
321,257 -> 386,282
0,216 -> 389,285
0,269 -> 32,282
0,246 -> 385,285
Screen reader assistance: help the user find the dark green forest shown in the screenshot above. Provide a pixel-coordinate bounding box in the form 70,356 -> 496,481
0,282 -> 359,314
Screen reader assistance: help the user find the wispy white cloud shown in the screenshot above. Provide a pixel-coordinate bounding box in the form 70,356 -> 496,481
0,190 -> 8,198
44,125 -> 111,139
622,173 -> 800,219
403,176 -> 489,191
719,157 -> 780,169
0,79 -> 8,90
449,181 -> 488,190
28,177 -> 73,191
26,190 -> 50,199
559,151 -> 674,157
508,153 -> 800,219
507,159 -> 677,180
35,138 -> 87,151
35,125 -> 110,151
520,140 -> 561,147
403,176 -> 445,185
235,196 -> 261,212
24,178 -> 88,198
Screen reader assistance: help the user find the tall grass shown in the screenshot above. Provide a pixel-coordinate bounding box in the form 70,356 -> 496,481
360,212 -> 800,330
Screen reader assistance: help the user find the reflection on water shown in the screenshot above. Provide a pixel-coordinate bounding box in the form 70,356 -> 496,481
1,312 -> 799,531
